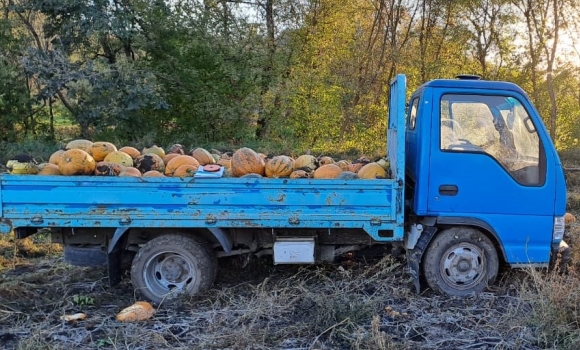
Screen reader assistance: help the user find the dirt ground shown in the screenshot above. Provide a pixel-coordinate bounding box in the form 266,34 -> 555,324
2,167 -> 580,349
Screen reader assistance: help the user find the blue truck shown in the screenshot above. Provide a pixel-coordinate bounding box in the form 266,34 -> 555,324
0,74 -> 568,303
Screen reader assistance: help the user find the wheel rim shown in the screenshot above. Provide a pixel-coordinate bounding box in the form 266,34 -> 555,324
439,242 -> 486,290
142,251 -> 196,299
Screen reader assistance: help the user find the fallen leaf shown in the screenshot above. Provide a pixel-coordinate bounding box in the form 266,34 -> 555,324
60,313 -> 87,322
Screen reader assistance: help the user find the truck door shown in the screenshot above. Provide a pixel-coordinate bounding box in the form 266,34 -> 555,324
426,92 -> 557,263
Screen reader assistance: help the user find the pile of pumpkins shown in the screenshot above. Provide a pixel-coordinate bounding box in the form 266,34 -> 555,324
5,139 -> 392,180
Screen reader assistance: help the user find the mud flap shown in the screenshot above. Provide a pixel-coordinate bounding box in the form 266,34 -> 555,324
107,227 -> 129,287
406,226 -> 438,294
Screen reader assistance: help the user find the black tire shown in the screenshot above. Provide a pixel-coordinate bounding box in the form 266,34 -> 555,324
63,245 -> 107,267
422,227 -> 499,297
130,234 -> 217,303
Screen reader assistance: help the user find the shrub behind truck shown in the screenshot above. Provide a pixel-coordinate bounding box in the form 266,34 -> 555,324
0,74 -> 568,303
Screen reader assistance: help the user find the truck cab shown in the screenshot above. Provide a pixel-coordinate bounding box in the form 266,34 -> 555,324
404,75 -> 567,296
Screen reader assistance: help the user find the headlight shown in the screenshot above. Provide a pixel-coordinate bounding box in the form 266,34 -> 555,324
553,216 -> 565,242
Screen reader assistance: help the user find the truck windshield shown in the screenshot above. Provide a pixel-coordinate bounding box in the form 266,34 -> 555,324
440,94 -> 543,186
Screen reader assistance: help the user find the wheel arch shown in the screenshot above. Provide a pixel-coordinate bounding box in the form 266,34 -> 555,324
434,216 -> 507,266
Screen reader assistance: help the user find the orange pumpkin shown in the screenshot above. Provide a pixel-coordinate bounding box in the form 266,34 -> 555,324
313,164 -> 343,179
143,170 -> 166,177
265,156 -> 294,178
119,167 -> 142,177
165,155 -> 199,176
336,160 -> 350,171
49,150 -> 66,166
59,149 -> 96,175
231,147 -> 265,177
357,162 -> 387,179
38,163 -> 61,175
65,139 -> 93,152
134,153 -> 165,173
104,151 -> 134,167
191,148 -> 216,165
293,155 -> 318,172
162,153 -> 180,165
290,170 -> 309,178
167,144 -> 186,155
94,161 -> 125,176
118,146 -> 141,159
173,164 -> 198,177
142,145 -> 165,159
318,156 -> 335,166
90,142 -> 118,162
217,159 -> 231,169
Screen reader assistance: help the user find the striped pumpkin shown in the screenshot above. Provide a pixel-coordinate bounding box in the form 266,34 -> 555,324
265,156 -> 294,178
231,148 -> 265,177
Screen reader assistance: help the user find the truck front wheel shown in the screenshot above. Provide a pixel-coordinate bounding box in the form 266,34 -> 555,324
422,227 -> 498,297
130,234 -> 217,303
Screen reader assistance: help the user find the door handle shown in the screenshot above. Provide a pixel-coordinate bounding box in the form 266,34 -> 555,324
439,185 -> 458,196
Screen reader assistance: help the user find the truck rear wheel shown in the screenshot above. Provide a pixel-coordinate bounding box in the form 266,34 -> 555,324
130,234 -> 217,303
422,227 -> 498,297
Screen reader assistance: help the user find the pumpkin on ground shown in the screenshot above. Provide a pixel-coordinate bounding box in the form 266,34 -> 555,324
142,145 -> 165,159
134,153 -> 165,173
104,151 -> 134,167
65,139 -> 93,152
265,156 -> 294,178
90,142 -> 118,162
48,150 -> 66,166
116,301 -> 155,322
293,155 -> 318,172
173,164 -> 198,177
59,149 -> 96,175
231,147 -> 265,177
118,146 -> 141,159
357,162 -> 388,179
38,163 -> 61,175
165,155 -> 200,176
313,164 -> 343,179
191,148 -> 216,165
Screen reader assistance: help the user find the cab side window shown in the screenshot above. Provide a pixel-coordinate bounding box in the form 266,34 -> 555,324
408,97 -> 419,130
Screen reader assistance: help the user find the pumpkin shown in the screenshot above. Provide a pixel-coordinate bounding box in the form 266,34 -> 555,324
336,160 -> 350,171
167,144 -> 186,155
59,149 -> 96,175
191,148 -> 216,165
118,146 -> 141,159
65,139 -> 93,152
348,162 -> 365,173
217,159 -> 231,169
49,150 -> 66,166
90,142 -> 118,162
265,156 -> 294,178
337,171 -> 358,180
142,145 -> 165,159
293,155 -> 318,172
290,170 -> 309,178
134,153 -> 165,173
565,212 -> 576,225
318,156 -> 335,166
241,173 -> 262,178
211,154 -> 220,163
119,167 -> 142,177
143,170 -> 166,177
94,161 -> 125,176
104,151 -> 134,167
231,147 -> 265,177
38,163 -> 61,175
357,162 -> 387,179
163,153 -> 180,165
173,164 -> 198,177
165,155 -> 199,176
376,158 -> 390,171
210,149 -> 222,155
116,301 -> 155,322
313,164 -> 343,179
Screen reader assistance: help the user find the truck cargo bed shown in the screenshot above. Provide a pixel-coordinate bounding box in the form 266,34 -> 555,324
0,175 -> 403,241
